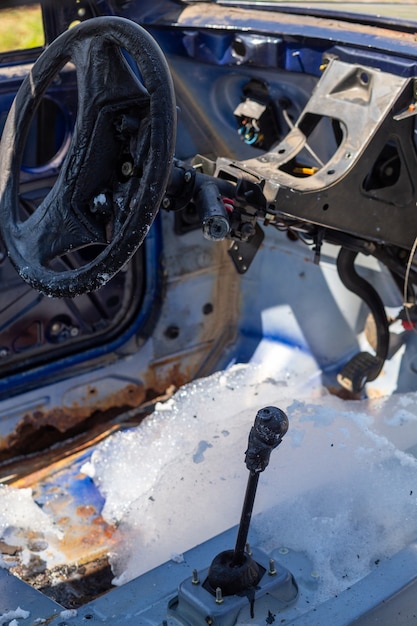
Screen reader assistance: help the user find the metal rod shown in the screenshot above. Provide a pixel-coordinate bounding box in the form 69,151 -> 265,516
232,471 -> 259,566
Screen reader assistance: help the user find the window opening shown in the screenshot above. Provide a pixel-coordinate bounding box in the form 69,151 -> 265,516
0,3 -> 44,54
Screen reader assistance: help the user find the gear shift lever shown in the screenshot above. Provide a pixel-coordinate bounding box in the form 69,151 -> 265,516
206,406 -> 289,596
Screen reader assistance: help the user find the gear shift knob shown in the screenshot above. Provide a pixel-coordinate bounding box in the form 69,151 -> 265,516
245,406 -> 289,473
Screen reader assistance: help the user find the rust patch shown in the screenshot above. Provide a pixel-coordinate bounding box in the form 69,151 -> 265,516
0,540 -> 19,556
0,362 -> 193,465
2,444 -> 118,608
76,504 -> 96,517
179,3 -> 417,43
0,382 -> 145,459
145,361 -> 192,401
3,503 -> 117,608
0,232 -> 238,467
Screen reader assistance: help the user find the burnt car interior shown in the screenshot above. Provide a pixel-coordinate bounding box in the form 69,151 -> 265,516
2,0 -> 417,623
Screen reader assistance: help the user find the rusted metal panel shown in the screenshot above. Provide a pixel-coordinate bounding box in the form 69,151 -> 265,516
0,217 -> 240,463
177,3 -> 417,49
3,444 -> 117,608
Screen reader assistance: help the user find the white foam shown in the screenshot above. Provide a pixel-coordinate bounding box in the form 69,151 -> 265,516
0,607 -> 30,625
0,484 -> 67,577
2,349 -> 417,611
82,358 -> 417,604
59,609 -> 77,619
0,485 -> 61,552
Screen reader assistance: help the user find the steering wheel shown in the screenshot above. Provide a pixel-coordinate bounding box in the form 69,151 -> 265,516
0,16 -> 176,297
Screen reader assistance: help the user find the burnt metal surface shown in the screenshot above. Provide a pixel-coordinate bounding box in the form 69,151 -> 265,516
1,4 -> 417,622
0,383 -> 146,463
215,58 -> 416,250
176,3 -> 417,54
0,212 -> 240,463
2,436 -> 118,608
0,360 -> 196,463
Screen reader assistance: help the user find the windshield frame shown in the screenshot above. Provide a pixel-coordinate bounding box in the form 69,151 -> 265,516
211,0 -> 417,30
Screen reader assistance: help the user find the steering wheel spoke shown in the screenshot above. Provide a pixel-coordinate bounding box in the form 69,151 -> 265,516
0,17 -> 176,297
16,192 -> 108,267
74,33 -> 150,113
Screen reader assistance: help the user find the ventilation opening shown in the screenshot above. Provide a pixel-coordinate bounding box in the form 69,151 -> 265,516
362,142 -> 401,191
278,113 -> 344,178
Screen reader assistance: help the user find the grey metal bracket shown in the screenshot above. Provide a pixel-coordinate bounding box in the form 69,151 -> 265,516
228,223 -> 265,273
168,547 -> 297,626
214,59 -> 417,250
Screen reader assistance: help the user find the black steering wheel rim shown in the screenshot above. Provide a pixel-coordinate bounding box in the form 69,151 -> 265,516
0,16 -> 176,297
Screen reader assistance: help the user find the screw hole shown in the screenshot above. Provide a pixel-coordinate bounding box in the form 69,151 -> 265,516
165,325 -> 180,340
232,38 -> 246,58
203,303 -> 213,315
